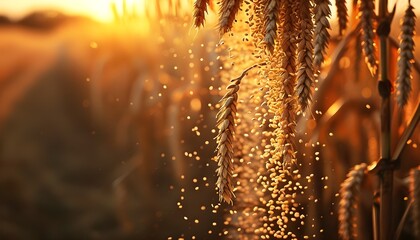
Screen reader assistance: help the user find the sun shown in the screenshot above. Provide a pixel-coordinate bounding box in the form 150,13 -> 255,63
83,0 -> 147,23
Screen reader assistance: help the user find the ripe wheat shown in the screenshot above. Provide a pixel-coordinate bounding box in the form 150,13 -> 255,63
358,0 -> 378,76
410,167 -> 420,238
296,0 -> 315,113
396,2 -> 416,107
336,0 -> 348,35
215,63 -> 264,204
193,0 -> 210,28
338,163 -> 368,240
313,0 -> 331,71
219,0 -> 243,34
262,0 -> 280,53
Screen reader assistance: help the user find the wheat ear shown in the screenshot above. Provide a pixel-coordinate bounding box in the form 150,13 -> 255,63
193,0 -> 210,28
216,63 -> 264,204
278,0 -> 298,172
338,163 -> 368,240
219,0 -> 243,35
313,0 -> 331,71
396,2 -> 416,108
358,0 -> 378,76
410,167 -> 420,238
336,0 -> 348,35
262,0 -> 280,53
296,0 -> 315,113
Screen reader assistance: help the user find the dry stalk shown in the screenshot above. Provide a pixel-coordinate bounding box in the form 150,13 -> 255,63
314,0 -> 331,71
219,0 -> 243,35
193,0 -> 210,28
336,0 -> 348,35
410,167 -> 420,238
396,2 -> 416,108
338,163 -> 368,240
215,63 -> 264,204
358,0 -> 378,76
262,0 -> 280,53
296,0 -> 315,113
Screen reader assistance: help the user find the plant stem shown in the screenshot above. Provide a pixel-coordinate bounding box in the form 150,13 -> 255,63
378,0 -> 393,239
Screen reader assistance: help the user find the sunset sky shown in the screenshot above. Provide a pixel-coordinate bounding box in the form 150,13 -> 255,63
0,0 -> 417,23
0,0 -> 145,23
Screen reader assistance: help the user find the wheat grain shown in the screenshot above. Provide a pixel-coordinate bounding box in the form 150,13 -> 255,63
396,2 -> 416,108
314,0 -> 331,71
358,0 -> 378,76
193,0 -> 210,28
410,167 -> 420,238
216,64 -> 264,204
219,0 -> 243,35
336,0 -> 348,35
296,0 -> 315,113
262,0 -> 280,53
338,163 -> 368,240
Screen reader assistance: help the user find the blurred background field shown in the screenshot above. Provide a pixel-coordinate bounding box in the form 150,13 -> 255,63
0,1 -> 418,239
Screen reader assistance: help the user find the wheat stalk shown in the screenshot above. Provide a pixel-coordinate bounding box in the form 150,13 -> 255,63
314,0 -> 331,71
396,2 -> 416,108
296,0 -> 315,113
219,0 -> 243,34
193,0 -> 210,28
358,0 -> 378,76
262,0 -> 280,53
336,0 -> 348,35
410,167 -> 420,238
216,63 -> 264,204
338,163 -> 368,240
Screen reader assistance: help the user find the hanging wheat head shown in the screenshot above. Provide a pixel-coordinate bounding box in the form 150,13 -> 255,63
215,64 -> 263,204
314,0 -> 331,71
296,0 -> 315,113
410,167 -> 420,238
396,1 -> 416,108
215,78 -> 239,205
219,0 -> 243,34
262,0 -> 280,53
336,0 -> 349,35
278,0 -> 299,172
193,0 -> 210,28
358,0 -> 378,76
338,163 -> 368,240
